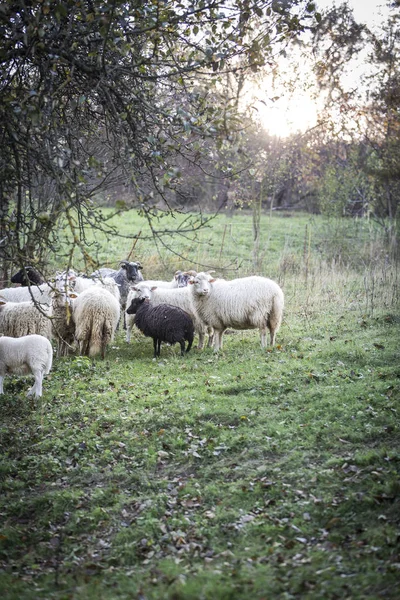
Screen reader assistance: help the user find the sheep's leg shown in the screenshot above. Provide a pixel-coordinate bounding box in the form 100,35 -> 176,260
260,326 -> 267,348
157,339 -> 162,357
267,323 -> 276,346
213,330 -> 223,352
186,338 -> 193,354
207,327 -> 214,348
219,331 -> 225,350
0,376 -> 4,394
152,338 -> 158,358
268,296 -> 283,346
196,326 -> 205,350
27,370 -> 43,398
179,341 -> 185,356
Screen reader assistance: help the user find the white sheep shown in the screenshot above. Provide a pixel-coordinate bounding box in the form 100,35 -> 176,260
139,270 -> 197,290
72,286 -> 120,358
125,284 -> 213,348
0,334 -> 53,398
94,277 -> 121,302
73,276 -> 96,293
0,270 -> 76,306
0,298 -> 52,339
0,284 -> 53,305
188,272 -> 284,351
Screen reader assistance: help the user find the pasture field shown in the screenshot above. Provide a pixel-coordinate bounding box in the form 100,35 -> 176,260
1,211 -> 399,599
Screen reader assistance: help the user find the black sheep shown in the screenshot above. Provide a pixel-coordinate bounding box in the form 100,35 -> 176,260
93,260 -> 143,329
126,297 -> 194,358
11,266 -> 44,286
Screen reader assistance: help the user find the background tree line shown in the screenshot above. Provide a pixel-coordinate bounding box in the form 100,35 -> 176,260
0,0 -> 399,284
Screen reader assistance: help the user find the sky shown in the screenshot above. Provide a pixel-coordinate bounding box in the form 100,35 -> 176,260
256,0 -> 391,137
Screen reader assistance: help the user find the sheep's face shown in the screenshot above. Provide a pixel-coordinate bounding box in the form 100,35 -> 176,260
122,262 -> 144,283
126,297 -> 145,315
54,269 -> 77,292
175,270 -> 197,287
131,285 -> 152,301
52,289 -> 78,308
190,273 -> 215,296
11,266 -> 43,286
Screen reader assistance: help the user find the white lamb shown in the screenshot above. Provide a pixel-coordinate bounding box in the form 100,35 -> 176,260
0,334 -> 53,398
72,286 -> 120,358
188,272 -> 284,351
0,298 -> 52,339
125,284 -> 213,348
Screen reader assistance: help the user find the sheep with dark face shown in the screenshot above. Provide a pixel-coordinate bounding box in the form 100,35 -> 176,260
126,297 -> 194,358
93,260 -> 143,327
11,266 -> 45,286
2,268 -> 76,305
125,284 -> 213,348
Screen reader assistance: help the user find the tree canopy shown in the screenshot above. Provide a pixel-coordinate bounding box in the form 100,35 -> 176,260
0,0 -> 320,279
0,0 -> 398,282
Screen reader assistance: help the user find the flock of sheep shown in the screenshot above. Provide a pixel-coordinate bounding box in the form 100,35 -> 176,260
0,261 -> 284,398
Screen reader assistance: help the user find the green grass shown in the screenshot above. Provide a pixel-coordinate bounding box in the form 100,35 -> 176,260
1,211 -> 399,599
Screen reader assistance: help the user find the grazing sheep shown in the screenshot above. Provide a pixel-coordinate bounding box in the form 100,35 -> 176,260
0,298 -> 52,339
125,284 -> 213,348
189,272 -> 284,351
93,260 -> 143,328
0,334 -> 53,398
126,297 -> 194,358
72,286 -> 120,358
11,266 -> 45,286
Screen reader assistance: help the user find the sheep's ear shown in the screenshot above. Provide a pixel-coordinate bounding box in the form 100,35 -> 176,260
150,286 -> 157,291
0,299 -> 7,306
209,278 -> 216,283
69,292 -> 79,299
